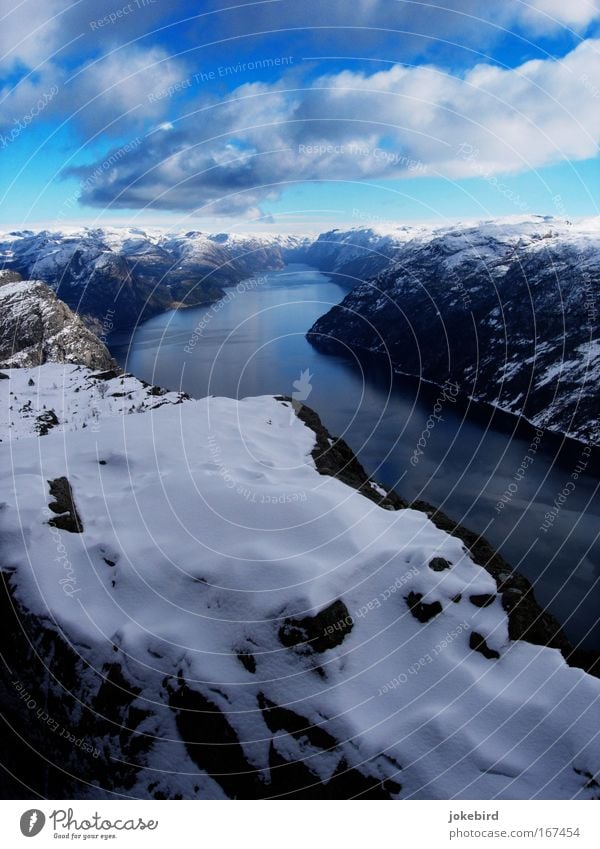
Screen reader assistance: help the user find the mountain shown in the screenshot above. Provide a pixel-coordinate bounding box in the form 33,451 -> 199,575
1,352 -> 599,798
307,216 -> 600,442
0,228 -> 308,329
304,224 -> 425,283
0,271 -> 115,370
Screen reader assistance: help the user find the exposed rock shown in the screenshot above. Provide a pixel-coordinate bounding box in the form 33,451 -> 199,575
429,556 -> 452,571
35,409 -> 59,436
307,217 -> 600,443
410,498 -> 599,676
258,693 -> 337,750
405,591 -> 443,623
1,364 -> 191,442
278,397 -> 406,511
0,278 -> 116,370
1,228 -> 309,328
470,593 -> 497,608
236,650 -> 256,673
470,632 -> 501,660
47,476 -> 83,533
279,599 -> 353,653
288,401 -> 599,677
0,572 -> 146,798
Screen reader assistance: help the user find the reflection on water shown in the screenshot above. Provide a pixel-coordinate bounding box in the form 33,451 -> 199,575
110,264 -> 600,649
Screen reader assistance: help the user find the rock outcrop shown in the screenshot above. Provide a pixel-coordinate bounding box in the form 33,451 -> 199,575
0,274 -> 116,370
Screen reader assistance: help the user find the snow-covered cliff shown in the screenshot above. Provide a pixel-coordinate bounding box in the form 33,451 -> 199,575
1,359 -> 598,799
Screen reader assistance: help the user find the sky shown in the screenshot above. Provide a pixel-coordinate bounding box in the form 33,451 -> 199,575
0,0 -> 599,233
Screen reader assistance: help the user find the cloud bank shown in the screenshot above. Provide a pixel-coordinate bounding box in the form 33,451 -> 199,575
67,39 -> 600,216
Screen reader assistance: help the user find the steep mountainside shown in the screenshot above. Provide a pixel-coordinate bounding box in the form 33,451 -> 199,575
0,273 -> 115,370
0,228 -> 308,328
1,363 -> 599,799
308,217 -> 600,442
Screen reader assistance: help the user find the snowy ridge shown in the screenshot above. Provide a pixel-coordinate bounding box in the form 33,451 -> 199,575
1,369 -> 599,799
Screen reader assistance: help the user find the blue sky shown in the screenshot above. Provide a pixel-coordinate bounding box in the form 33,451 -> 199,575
1,0 -> 599,232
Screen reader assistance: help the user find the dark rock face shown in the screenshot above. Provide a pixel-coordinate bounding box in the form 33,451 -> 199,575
410,499 -> 600,677
168,680 -> 397,799
303,227 -> 410,283
307,220 -> 600,442
235,649 -> 257,673
258,693 -> 337,749
0,573 -> 146,799
470,632 -> 501,660
1,391 -> 597,801
0,278 -> 116,370
289,401 -> 599,677
429,557 -> 452,572
469,593 -> 497,608
405,591 -> 443,623
47,477 -> 83,533
279,599 -> 354,653
278,396 -> 406,511
0,270 -> 22,284
35,409 -> 59,436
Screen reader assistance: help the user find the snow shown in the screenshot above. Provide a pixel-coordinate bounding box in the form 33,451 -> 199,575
0,364 -> 187,441
536,340 -> 600,391
0,278 -> 39,299
1,366 -> 599,798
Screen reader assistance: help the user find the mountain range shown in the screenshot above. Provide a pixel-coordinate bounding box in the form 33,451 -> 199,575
2,216 -> 598,442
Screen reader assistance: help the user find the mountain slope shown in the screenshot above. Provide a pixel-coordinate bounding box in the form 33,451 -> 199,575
2,217 -> 599,442
308,216 -> 600,442
0,274 -> 115,370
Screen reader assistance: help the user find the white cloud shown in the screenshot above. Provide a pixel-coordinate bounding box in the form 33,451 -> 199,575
0,46 -> 184,136
510,0 -> 600,33
0,0 -> 65,72
71,38 -> 600,215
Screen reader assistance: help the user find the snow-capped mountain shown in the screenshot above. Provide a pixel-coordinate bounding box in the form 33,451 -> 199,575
305,224 -> 426,283
0,271 -> 115,370
0,228 -> 308,328
308,216 -> 600,442
2,356 -> 599,798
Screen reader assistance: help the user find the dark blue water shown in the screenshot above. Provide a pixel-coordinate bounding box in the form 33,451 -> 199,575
110,265 -> 600,650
